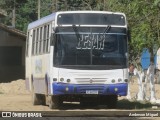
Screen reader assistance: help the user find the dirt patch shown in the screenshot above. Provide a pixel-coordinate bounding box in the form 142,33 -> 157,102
0,79 -> 29,95
0,79 -> 50,111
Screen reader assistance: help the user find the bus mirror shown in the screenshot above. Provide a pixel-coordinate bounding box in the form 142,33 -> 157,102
50,33 -> 56,46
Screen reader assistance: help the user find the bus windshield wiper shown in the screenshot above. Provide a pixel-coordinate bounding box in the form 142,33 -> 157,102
99,25 -> 111,41
72,24 -> 81,41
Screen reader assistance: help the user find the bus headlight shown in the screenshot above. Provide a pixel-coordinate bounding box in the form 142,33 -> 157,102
53,78 -> 57,81
118,78 -> 122,82
67,79 -> 71,83
60,78 -> 64,82
124,79 -> 128,83
111,79 -> 115,83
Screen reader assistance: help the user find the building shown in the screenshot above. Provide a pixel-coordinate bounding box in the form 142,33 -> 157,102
0,23 -> 26,82
0,9 -> 7,18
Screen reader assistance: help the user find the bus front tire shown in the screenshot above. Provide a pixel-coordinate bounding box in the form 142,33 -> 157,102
49,96 -> 62,109
32,91 -> 46,105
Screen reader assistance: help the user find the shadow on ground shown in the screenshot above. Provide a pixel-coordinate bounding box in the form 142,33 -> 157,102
48,99 -> 154,110
42,100 -> 158,117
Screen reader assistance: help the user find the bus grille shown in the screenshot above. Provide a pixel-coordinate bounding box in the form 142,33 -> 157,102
75,78 -> 107,84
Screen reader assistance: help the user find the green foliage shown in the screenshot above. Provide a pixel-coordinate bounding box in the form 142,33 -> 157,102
108,0 -> 160,64
0,0 -> 104,31
1,0 -> 160,65
57,0 -> 104,11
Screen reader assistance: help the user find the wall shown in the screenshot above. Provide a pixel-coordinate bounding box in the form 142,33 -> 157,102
0,28 -> 26,83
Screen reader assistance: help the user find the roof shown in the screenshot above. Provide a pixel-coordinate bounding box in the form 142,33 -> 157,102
0,23 -> 26,39
0,9 -> 7,18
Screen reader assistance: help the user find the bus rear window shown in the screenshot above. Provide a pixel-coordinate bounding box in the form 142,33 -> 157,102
57,13 -> 125,26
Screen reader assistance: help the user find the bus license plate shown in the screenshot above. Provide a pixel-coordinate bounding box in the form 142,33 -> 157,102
86,90 -> 98,94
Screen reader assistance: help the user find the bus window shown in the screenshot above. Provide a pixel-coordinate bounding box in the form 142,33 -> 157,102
39,27 -> 43,54
26,31 -> 29,56
36,28 -> 39,55
32,29 -> 36,55
46,24 -> 50,53
43,25 -> 47,53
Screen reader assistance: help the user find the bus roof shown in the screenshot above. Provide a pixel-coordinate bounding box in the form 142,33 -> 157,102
28,11 -> 126,30
56,11 -> 125,15
28,13 -> 56,30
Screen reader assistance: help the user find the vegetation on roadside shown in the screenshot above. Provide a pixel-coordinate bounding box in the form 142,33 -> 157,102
0,0 -> 160,66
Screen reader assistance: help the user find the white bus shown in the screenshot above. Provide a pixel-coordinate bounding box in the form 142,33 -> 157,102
26,11 -> 129,109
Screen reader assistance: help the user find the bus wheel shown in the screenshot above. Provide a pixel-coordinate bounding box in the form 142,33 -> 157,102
31,75 -> 46,105
40,94 -> 46,105
49,96 -> 62,109
32,91 -> 46,105
107,95 -> 118,109
32,91 -> 42,105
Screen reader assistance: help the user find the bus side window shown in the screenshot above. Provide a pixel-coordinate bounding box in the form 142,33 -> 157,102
32,29 -> 36,55
36,28 -> 39,55
26,31 -> 29,56
50,33 -> 56,46
46,24 -> 50,53
43,25 -> 47,53
48,23 -> 52,52
39,27 -> 43,54
41,27 -> 44,54
51,27 -> 57,46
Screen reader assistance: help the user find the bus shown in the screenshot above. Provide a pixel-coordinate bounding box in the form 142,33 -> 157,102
25,11 -> 129,109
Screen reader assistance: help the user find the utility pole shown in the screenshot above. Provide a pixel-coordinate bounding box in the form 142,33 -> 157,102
52,0 -> 57,12
38,0 -> 40,19
12,0 -> 16,27
103,0 -> 106,10
55,0 -> 57,11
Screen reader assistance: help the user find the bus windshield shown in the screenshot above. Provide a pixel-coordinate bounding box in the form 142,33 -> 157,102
53,27 -> 127,70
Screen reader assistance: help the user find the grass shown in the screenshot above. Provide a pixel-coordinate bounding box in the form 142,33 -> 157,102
0,91 -> 4,94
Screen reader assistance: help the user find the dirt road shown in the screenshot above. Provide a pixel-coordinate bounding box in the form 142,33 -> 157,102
0,79 -> 160,119
0,94 -> 51,111
0,79 -> 50,111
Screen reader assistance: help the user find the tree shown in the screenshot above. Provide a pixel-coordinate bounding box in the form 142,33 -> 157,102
0,0 -> 54,31
1,0 -> 160,66
107,0 -> 160,65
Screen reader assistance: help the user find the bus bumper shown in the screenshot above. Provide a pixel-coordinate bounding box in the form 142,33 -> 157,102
52,83 -> 128,96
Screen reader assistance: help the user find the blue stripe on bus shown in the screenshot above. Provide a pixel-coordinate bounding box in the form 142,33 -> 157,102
52,82 -> 128,96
